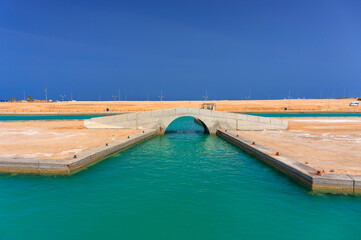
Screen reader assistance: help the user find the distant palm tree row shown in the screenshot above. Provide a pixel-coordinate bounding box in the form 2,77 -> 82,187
10,96 -> 33,102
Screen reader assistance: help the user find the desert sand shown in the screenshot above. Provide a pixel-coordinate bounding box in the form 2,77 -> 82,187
0,120 -> 140,159
0,98 -> 360,113
234,117 -> 361,175
0,99 -> 360,174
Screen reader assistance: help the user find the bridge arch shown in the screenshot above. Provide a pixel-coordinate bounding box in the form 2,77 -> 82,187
163,116 -> 210,134
84,107 -> 288,133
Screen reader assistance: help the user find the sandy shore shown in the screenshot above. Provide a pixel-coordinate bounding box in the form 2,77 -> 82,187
1,112 -> 361,175
233,117 -> 361,175
0,120 -> 140,159
0,99 -> 360,113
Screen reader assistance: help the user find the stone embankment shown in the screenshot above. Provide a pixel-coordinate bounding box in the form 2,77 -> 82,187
0,129 -> 157,175
217,130 -> 361,195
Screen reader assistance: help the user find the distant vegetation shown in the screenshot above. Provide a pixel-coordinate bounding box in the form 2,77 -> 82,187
358,98 -> 361,101
10,97 -> 15,102
27,96 -> 33,102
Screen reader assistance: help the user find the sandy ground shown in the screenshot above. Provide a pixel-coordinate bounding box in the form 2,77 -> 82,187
234,117 -> 361,175
1,113 -> 361,175
0,99 -> 360,113
0,120 -> 140,159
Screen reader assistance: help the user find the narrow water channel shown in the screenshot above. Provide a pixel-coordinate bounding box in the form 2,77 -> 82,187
0,117 -> 360,240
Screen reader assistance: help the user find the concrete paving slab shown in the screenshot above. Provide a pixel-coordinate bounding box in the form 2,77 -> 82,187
216,129 -> 359,195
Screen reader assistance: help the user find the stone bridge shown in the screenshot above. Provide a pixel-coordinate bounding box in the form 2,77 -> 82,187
84,107 -> 288,134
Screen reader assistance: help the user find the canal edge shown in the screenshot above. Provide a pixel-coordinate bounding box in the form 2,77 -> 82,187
216,129 -> 361,195
0,129 -> 158,175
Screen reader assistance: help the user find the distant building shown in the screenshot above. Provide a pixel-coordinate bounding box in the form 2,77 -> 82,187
32,99 -> 48,103
201,103 -> 216,110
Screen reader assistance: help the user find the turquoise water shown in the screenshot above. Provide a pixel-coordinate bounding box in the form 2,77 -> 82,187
1,117 -> 360,240
238,112 -> 361,117
0,114 -> 114,121
1,112 -> 360,121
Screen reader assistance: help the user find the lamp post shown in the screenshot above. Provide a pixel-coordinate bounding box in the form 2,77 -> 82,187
287,89 -> 292,109
112,95 -> 117,112
159,90 -> 164,110
45,86 -> 48,102
59,94 -> 66,113
244,96 -> 250,112
203,88 -> 208,101
60,94 -> 66,102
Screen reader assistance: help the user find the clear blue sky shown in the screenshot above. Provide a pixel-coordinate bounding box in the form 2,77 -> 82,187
1,0 -> 360,101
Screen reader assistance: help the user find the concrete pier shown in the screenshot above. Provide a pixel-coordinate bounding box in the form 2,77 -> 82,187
217,129 -> 361,195
0,129 -> 157,175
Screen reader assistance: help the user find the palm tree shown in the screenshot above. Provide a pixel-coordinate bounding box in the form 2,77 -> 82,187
27,96 -> 33,102
11,97 -> 15,102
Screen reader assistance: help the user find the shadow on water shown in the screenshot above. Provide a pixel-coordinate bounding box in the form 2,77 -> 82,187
165,116 -> 312,195
165,116 -> 208,134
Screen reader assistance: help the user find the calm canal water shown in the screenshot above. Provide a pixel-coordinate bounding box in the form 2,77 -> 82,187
1,112 -> 360,121
0,114 -> 113,121
239,112 -> 361,117
0,117 -> 360,239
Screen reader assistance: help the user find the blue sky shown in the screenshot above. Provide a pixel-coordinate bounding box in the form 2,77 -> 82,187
0,0 -> 360,101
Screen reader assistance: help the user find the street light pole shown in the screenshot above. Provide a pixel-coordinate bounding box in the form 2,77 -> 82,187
159,90 -> 164,109
45,86 -> 48,102
244,96 -> 250,112
288,89 -> 292,109
112,95 -> 117,112
60,94 -> 66,102
203,88 -> 208,101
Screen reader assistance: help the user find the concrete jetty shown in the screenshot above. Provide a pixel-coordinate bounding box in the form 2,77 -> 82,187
0,129 -> 157,175
1,107 -> 359,195
217,129 -> 361,195
0,108 -> 287,175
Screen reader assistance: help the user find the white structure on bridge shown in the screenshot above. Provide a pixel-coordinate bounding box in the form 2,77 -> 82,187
84,107 -> 288,134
